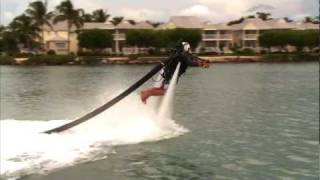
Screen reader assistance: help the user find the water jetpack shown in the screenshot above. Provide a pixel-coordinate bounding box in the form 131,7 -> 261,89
43,47 -> 182,134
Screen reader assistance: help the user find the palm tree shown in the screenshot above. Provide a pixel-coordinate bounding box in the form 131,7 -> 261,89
92,9 -> 110,22
25,0 -> 52,50
284,17 -> 293,22
127,19 -> 136,25
82,13 -> 93,22
111,16 -> 124,26
146,21 -> 163,28
53,0 -> 84,52
256,12 -> 271,21
9,14 -> 41,50
304,16 -> 313,23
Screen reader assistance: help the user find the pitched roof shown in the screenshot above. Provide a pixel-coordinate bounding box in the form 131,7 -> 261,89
291,22 -> 319,30
265,19 -> 295,29
115,21 -> 135,29
134,21 -> 154,29
167,16 -> 206,29
230,18 -> 271,30
43,21 -> 77,31
82,22 -> 115,30
157,22 -> 177,30
204,23 -> 234,30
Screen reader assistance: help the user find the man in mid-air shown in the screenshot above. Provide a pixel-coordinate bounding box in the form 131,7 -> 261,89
141,41 -> 210,104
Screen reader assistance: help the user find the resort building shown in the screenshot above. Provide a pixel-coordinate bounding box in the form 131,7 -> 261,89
158,16 -> 206,29
43,21 -> 78,54
202,23 -> 234,53
41,16 -> 319,55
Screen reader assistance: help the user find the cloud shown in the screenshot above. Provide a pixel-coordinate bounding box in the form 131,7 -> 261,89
1,0 -> 318,25
118,8 -> 168,21
178,5 -> 215,18
175,0 -> 318,23
176,3 -> 247,23
246,4 -> 276,12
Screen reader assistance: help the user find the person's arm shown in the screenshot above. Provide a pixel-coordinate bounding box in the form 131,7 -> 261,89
189,54 -> 210,68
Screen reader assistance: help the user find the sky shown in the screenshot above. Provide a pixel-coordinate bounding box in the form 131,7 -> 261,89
0,0 -> 318,25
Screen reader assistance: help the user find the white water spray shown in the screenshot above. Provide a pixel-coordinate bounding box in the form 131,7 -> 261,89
0,63 -> 187,179
157,62 -> 181,128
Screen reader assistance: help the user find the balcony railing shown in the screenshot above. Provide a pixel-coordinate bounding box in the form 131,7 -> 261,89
202,34 -> 218,39
202,34 -> 233,40
219,34 -> 233,39
113,33 -> 126,40
244,34 -> 258,39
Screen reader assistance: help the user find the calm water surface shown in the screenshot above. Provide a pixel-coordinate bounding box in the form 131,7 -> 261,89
0,63 -> 319,179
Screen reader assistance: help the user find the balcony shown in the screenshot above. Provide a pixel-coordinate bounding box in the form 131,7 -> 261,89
202,34 -> 218,40
113,33 -> 126,40
202,34 -> 233,40
244,34 -> 258,39
219,34 -> 233,39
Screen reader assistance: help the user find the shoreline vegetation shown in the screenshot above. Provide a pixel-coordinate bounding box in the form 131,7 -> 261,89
0,53 -> 318,66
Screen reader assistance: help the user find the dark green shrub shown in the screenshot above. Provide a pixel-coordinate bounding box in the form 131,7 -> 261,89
128,54 -> 139,60
0,56 -> 15,65
27,55 -> 75,65
13,52 -> 33,58
260,49 -> 268,54
77,51 -> 110,56
238,48 -> 256,55
198,51 -> 219,56
262,53 -> 318,61
80,56 -> 102,65
47,50 -> 56,55
147,48 -> 167,56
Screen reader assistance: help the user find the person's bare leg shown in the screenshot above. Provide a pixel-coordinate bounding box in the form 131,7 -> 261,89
141,87 -> 166,104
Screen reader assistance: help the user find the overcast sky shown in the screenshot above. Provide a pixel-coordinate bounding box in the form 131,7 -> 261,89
1,0 -> 318,25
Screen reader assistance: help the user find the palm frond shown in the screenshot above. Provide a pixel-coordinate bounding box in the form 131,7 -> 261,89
53,15 -> 67,24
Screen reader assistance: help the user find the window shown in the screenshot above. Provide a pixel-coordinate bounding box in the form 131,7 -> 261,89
55,42 -> 67,49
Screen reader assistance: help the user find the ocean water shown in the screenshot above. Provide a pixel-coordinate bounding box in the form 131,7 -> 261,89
0,62 -> 318,179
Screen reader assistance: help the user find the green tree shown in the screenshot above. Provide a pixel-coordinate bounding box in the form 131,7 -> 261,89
168,28 -> 202,49
53,0 -> 84,52
111,17 -> 124,26
146,21 -> 163,28
153,30 -> 170,48
284,17 -> 293,22
259,30 -> 318,52
126,29 -> 157,53
304,16 -> 313,23
127,20 -> 136,25
227,17 -> 245,25
256,12 -> 271,21
246,15 -> 255,19
126,29 -> 202,51
25,0 -> 53,49
303,30 -> 318,48
9,14 -> 41,50
82,13 -> 93,22
92,9 -> 110,22
0,31 -> 19,54
78,29 -> 113,52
